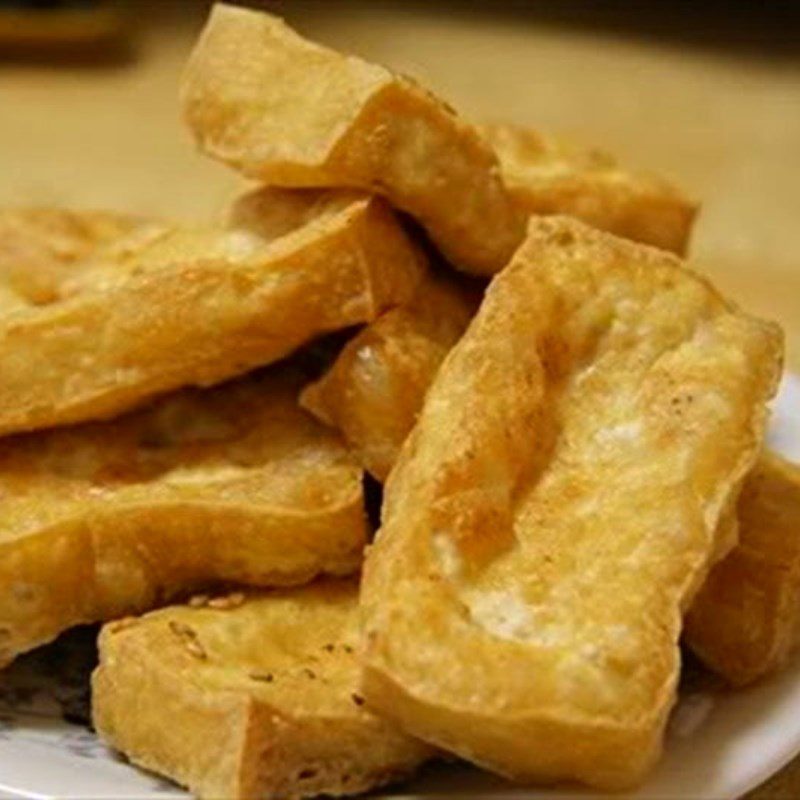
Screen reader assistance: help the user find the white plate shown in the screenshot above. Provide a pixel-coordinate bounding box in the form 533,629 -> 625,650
1,373 -> 799,800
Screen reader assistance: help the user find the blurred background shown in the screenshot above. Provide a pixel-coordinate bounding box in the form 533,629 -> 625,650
1,0 -> 798,377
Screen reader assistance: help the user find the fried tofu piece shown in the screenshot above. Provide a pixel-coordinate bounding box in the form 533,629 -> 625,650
0,207 -> 141,305
686,452 -> 800,685
481,124 -> 698,255
296,204 -> 796,689
300,273 -> 475,481
303,326 -> 800,694
0,190 -> 422,435
93,582 -> 434,800
361,217 -> 782,790
0,369 -> 367,669
181,4 -> 526,276
302,255 -> 799,691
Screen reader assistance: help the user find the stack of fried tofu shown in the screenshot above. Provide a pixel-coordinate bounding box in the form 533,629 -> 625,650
1,5 -> 798,798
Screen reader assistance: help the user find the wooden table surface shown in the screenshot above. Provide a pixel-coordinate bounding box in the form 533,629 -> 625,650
1,2 -> 798,796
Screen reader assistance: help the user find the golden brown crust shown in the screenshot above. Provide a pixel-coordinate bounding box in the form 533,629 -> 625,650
181,4 -> 526,276
0,190 -> 422,435
300,273 -> 475,481
302,240 -> 799,692
686,452 -> 800,685
481,124 -> 698,255
291,197 -> 798,691
93,582 -> 433,799
0,369 -> 367,668
0,207 -> 142,306
361,216 -> 783,789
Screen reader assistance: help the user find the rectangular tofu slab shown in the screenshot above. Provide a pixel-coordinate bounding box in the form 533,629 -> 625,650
301,272 -> 475,481
300,255 -> 797,689
0,369 -> 367,668
0,192 -> 422,435
686,452 -> 800,685
93,582 -> 433,800
481,123 -> 698,255
361,216 -> 783,789
181,3 -> 526,276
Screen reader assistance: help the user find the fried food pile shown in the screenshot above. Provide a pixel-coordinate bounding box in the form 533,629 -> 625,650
1,4 -> 797,798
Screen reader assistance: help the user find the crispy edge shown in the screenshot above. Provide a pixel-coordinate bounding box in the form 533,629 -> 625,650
0,207 -> 143,304
0,193 -> 422,435
93,587 -> 433,799
93,621 -> 251,799
0,499 -> 366,670
300,274 -> 475,481
0,372 -> 368,668
481,123 -> 698,255
181,4 -> 525,275
686,452 -> 800,685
